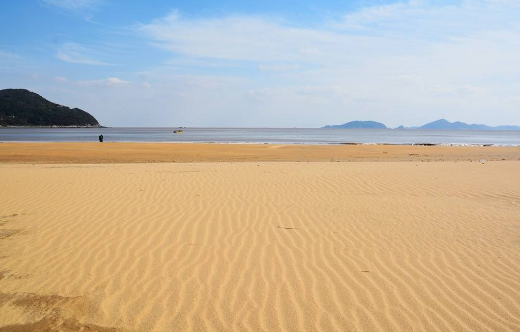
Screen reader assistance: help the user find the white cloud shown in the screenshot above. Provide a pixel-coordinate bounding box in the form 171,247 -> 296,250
55,76 -> 68,82
57,43 -> 109,65
134,0 -> 520,127
139,13 -> 347,63
20,1 -> 520,127
42,0 -> 99,10
164,58 -> 244,69
139,1 -> 520,67
259,63 -> 300,72
77,77 -> 130,87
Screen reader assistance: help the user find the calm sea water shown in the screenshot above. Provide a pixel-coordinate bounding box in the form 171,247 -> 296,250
1,127 -> 520,146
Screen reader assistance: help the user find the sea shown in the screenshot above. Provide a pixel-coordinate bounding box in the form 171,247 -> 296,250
1,127 -> 520,146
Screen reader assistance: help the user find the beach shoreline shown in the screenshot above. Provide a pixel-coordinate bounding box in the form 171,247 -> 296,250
1,142 -> 520,163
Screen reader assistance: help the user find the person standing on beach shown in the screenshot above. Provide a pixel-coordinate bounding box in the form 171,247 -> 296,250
99,134 -> 103,142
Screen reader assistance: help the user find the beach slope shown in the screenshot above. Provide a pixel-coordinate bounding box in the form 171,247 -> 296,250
1,142 -> 520,163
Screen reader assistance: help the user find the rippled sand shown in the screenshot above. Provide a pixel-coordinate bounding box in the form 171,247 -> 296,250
1,160 -> 520,331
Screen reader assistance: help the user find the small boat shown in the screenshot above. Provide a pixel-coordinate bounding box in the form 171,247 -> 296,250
173,130 -> 183,134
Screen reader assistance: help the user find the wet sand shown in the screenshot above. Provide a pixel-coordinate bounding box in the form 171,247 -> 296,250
0,142 -> 519,163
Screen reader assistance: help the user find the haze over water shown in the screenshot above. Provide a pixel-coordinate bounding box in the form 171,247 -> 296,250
1,127 -> 520,146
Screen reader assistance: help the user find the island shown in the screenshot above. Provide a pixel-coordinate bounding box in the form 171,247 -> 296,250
417,119 -> 520,131
326,119 -> 520,130
322,121 -> 387,129
0,89 -> 101,127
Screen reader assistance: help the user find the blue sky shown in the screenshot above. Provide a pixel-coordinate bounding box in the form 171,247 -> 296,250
1,0 -> 520,127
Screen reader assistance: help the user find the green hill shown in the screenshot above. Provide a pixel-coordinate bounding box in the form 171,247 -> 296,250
0,89 -> 100,127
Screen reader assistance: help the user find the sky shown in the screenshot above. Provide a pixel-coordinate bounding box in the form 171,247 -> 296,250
1,0 -> 520,128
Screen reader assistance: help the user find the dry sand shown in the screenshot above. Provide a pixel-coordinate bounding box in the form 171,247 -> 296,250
1,145 -> 520,331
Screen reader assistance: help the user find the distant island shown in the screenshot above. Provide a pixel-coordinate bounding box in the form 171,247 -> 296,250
413,119 -> 520,131
323,121 -> 387,129
0,89 -> 101,127
324,119 -> 520,130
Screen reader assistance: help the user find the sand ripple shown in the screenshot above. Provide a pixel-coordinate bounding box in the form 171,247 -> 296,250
1,162 -> 520,331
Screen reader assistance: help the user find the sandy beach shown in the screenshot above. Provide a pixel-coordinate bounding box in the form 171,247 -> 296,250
1,142 -> 520,163
1,144 -> 520,331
